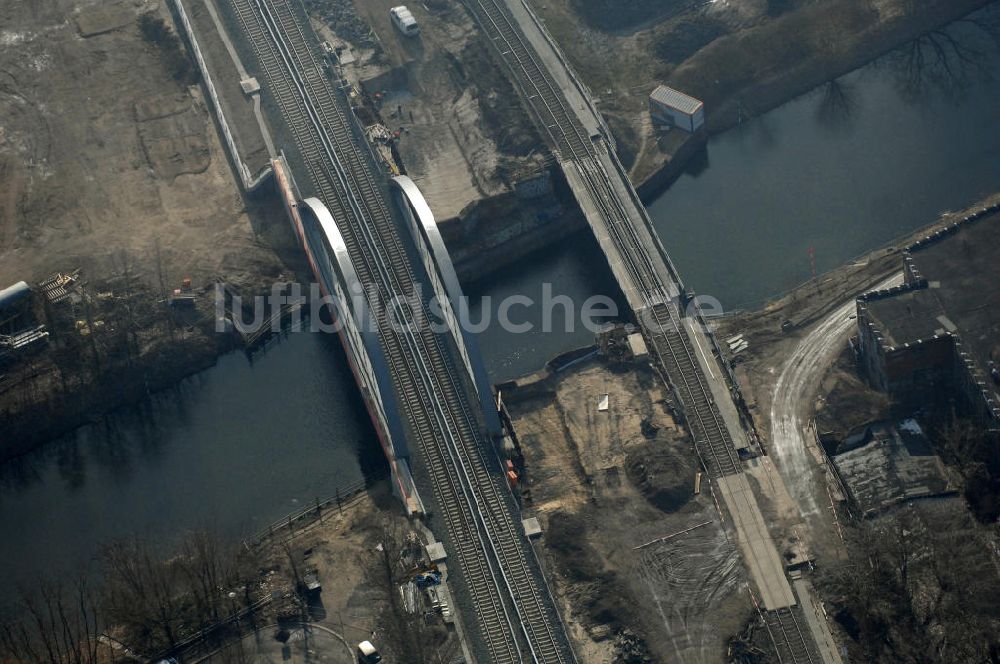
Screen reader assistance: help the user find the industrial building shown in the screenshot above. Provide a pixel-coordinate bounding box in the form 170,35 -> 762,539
648,85 -> 705,133
831,419 -> 954,517
856,205 -> 1000,424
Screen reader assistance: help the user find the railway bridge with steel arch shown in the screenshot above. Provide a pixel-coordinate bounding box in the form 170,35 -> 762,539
220,0 -> 577,658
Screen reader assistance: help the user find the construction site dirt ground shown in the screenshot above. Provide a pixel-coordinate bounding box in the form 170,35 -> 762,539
253,484 -> 391,656
0,0 -> 292,294
237,479 -> 461,663
504,360 -> 750,663
309,0 -> 546,222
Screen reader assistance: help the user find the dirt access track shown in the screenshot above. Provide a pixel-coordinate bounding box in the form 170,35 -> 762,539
0,0 -> 289,297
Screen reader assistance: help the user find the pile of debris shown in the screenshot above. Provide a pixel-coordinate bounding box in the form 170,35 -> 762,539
598,323 -> 649,364
305,0 -> 381,49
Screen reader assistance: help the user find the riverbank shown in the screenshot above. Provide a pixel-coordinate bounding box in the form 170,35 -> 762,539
529,0 -> 995,197
0,321 -> 224,463
0,0 -> 304,460
716,191 -> 1000,458
440,0 -> 999,270
493,190 -> 1000,661
713,192 -> 1000,663
0,478 -> 396,663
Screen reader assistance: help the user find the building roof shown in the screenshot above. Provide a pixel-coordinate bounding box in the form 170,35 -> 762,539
649,85 -> 703,115
864,209 -> 1000,378
832,419 -> 954,516
864,287 -> 947,348
627,332 -> 648,359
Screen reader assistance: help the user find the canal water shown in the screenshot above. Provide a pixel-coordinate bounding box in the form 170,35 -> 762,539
476,6 -> 1000,375
647,11 -> 1000,311
0,331 -> 379,588
1,7 -> 998,588
464,232 -> 628,381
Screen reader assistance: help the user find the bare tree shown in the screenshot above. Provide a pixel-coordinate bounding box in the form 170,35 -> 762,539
154,237 -> 176,341
815,78 -> 856,131
0,576 -> 109,664
2,532 -> 263,663
109,250 -> 142,364
100,537 -> 182,652
178,531 -> 227,625
822,504 -> 1000,663
178,531 -> 261,627
885,15 -> 1000,101
213,635 -> 253,664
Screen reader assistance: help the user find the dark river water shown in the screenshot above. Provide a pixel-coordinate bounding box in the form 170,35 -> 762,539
648,14 -> 1000,311
0,332 -> 379,587
1,7 -> 998,588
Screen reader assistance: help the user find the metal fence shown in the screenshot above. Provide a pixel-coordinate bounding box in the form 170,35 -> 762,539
249,471 -> 387,546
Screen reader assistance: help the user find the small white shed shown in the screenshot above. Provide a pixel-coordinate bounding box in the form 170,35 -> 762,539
649,85 -> 704,133
627,332 -> 648,361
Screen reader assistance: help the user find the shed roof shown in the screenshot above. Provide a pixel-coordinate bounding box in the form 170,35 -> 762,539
627,332 -> 648,358
833,419 -> 954,516
649,85 -> 703,115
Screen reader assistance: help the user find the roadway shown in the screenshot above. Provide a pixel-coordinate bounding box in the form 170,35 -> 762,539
769,273 -> 903,519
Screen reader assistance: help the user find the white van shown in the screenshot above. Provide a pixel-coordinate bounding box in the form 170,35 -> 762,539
389,6 -> 420,37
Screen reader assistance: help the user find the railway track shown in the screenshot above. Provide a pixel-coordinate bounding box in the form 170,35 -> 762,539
763,607 -> 820,664
462,2 -> 829,661
463,0 -> 741,479
226,0 -> 572,660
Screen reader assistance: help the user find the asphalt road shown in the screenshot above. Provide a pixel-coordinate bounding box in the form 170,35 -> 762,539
768,273 -> 903,518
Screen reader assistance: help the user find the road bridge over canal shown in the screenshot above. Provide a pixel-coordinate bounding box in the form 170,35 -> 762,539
213,0 -> 576,661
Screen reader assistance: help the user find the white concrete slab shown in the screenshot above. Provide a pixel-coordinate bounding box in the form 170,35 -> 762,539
718,474 -> 795,610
